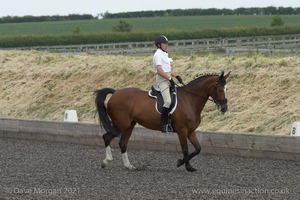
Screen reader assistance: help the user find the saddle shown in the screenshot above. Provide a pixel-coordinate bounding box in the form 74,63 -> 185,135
148,85 -> 178,114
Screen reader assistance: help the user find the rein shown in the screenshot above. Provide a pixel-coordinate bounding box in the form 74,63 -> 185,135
175,73 -> 228,107
176,81 -> 227,106
176,85 -> 214,102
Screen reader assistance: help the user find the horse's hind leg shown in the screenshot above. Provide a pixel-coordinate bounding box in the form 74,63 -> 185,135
119,122 -> 136,170
101,132 -> 116,168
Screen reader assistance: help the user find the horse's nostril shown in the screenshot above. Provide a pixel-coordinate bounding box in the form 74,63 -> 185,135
222,107 -> 227,113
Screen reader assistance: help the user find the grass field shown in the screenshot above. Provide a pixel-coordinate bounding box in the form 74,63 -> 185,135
1,15 -> 300,36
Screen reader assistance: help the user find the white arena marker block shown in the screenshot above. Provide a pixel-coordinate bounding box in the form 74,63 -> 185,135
290,122 -> 300,136
64,110 -> 78,122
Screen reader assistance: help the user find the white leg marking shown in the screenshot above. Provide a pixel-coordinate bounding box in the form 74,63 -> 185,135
101,146 -> 113,168
105,146 -> 113,161
122,152 -> 135,170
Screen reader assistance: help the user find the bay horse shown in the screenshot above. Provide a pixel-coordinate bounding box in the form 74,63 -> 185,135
95,71 -> 231,172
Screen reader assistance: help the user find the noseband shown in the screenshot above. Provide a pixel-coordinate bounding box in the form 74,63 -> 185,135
213,81 -> 227,107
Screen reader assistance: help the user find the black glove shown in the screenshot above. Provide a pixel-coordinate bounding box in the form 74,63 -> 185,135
169,78 -> 176,87
176,75 -> 184,84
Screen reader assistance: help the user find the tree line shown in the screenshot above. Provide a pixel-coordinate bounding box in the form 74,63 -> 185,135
0,14 -> 94,24
101,7 -> 300,18
1,7 -> 300,24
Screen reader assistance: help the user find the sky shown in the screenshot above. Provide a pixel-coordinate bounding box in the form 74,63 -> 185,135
1,0 -> 300,17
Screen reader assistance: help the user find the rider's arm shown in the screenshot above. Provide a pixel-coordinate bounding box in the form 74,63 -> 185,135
171,70 -> 178,78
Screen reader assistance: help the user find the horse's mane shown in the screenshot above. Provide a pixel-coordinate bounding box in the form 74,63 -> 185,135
186,72 -> 225,86
192,72 -> 220,80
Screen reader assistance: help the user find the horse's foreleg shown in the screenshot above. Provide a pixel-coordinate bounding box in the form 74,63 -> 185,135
187,132 -> 201,161
177,131 -> 197,172
119,125 -> 135,170
101,132 -> 115,168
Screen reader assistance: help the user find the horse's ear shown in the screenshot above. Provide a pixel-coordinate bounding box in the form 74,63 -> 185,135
224,71 -> 231,79
220,71 -> 225,77
219,71 -> 225,80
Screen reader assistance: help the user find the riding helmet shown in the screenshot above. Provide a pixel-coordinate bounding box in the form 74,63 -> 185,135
155,35 -> 168,47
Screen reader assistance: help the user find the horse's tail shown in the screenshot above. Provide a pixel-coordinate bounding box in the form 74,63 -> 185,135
95,88 -> 119,137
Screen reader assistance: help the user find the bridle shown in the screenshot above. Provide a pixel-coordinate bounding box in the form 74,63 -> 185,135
213,81 -> 228,107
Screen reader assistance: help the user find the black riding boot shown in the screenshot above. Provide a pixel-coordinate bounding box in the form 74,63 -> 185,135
161,107 -> 170,133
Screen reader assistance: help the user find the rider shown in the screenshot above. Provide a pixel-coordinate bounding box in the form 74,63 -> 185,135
153,35 -> 184,133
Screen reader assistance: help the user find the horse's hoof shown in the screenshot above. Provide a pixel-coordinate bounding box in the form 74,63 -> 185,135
130,165 -> 136,170
101,160 -> 108,168
177,159 -> 183,167
186,166 -> 197,172
125,164 -> 136,170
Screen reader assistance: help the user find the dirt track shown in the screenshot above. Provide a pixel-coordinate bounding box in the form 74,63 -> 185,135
1,138 -> 299,199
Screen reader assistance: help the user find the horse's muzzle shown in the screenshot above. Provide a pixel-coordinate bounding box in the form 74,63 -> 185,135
219,104 -> 228,114
216,99 -> 228,114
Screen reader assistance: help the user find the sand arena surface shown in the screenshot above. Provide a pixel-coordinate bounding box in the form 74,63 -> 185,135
1,138 -> 300,199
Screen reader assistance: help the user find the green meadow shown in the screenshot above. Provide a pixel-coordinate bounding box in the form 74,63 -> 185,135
1,15 -> 300,36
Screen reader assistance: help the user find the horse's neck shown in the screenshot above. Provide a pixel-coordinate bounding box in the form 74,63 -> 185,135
180,77 -> 214,113
185,77 -> 214,97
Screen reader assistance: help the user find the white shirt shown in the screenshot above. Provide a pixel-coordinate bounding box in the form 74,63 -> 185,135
153,48 -> 172,73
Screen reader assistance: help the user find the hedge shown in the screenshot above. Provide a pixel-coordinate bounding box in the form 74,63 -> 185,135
1,26 -> 300,48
